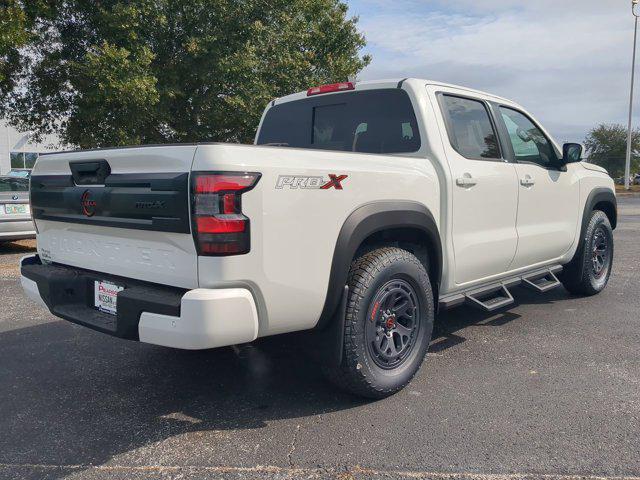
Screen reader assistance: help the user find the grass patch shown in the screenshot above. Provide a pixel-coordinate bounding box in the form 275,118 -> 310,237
616,184 -> 640,193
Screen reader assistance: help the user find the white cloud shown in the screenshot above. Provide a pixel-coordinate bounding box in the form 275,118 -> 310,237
353,0 -> 636,141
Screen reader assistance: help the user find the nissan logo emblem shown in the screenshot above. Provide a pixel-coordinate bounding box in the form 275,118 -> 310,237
81,190 -> 97,217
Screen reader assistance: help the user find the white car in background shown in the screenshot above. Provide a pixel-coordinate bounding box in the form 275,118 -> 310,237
0,175 -> 35,242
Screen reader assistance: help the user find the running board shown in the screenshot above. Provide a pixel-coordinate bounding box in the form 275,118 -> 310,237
522,270 -> 561,293
439,265 -> 563,312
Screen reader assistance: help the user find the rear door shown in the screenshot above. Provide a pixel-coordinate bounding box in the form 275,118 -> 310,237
30,146 -> 199,289
432,87 -> 519,285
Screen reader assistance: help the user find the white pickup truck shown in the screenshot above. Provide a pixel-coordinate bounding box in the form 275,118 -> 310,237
20,79 -> 616,398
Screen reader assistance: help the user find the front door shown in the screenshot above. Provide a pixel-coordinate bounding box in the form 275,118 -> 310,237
496,106 -> 580,269
436,91 -> 519,286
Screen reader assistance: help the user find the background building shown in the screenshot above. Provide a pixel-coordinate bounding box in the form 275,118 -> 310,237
0,121 -> 62,174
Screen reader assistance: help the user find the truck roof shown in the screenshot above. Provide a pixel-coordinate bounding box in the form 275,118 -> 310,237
272,78 -> 516,108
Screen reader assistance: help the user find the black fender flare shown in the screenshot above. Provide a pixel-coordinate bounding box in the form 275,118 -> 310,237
584,188 -> 617,229
580,188 -> 617,241
315,201 -> 442,330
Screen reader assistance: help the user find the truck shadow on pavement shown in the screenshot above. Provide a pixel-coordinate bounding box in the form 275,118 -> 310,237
0,318 -> 368,473
0,282 -> 573,476
431,285 -> 573,353
0,239 -> 36,255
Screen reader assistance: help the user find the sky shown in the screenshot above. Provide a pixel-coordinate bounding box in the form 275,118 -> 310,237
346,0 -> 636,143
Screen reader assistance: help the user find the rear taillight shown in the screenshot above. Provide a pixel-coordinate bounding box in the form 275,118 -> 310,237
191,172 -> 261,256
307,82 -> 355,96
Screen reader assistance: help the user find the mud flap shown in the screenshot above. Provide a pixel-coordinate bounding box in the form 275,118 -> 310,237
309,285 -> 349,367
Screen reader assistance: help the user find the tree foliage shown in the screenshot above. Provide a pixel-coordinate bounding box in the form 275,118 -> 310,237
1,0 -> 370,148
0,0 -> 30,95
584,123 -> 640,178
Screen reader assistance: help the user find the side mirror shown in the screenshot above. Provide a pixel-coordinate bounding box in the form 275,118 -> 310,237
562,142 -> 583,164
516,127 -> 532,143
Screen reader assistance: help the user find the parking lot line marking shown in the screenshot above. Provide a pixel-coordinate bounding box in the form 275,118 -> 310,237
1,463 -> 640,480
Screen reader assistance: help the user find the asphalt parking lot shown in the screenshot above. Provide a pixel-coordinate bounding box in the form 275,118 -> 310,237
1,198 -> 639,480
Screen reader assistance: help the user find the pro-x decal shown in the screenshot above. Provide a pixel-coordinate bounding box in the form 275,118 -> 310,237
276,174 -> 348,190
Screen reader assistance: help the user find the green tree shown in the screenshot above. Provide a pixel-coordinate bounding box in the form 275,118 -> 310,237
584,123 -> 640,178
1,0 -> 370,148
0,1 -> 55,97
0,1 -> 29,96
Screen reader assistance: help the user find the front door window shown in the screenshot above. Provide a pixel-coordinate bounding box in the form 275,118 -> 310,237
499,107 -> 558,168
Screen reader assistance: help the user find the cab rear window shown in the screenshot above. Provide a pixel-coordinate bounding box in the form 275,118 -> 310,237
257,89 -> 421,154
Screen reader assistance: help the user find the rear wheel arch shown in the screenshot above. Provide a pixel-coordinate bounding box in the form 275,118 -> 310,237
316,201 -> 442,330
355,227 -> 437,287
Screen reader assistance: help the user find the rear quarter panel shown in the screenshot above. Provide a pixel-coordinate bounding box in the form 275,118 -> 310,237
192,144 -> 440,336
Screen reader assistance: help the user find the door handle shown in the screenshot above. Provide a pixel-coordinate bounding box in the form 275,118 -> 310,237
520,175 -> 535,187
456,176 -> 477,187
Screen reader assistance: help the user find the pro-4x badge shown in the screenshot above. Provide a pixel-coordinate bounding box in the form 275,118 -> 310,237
276,174 -> 348,190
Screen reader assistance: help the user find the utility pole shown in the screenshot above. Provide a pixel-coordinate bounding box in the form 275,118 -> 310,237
625,0 -> 640,190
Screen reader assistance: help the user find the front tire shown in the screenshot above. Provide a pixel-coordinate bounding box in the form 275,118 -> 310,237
560,210 -> 614,296
324,247 -> 434,399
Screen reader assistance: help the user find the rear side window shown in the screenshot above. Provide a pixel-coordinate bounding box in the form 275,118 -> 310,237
440,95 -> 501,160
0,177 -> 29,192
257,89 -> 421,154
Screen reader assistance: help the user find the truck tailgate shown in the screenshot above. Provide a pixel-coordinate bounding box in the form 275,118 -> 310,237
30,146 -> 199,289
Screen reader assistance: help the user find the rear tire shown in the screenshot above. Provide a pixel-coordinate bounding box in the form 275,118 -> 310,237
323,247 -> 434,399
560,210 -> 614,296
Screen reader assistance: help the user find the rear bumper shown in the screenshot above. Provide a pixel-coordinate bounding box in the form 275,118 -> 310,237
20,255 -> 259,350
0,219 -> 35,240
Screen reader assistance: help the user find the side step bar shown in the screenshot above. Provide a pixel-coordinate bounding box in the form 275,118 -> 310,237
439,265 -> 563,312
522,270 -> 561,293
466,285 -> 514,312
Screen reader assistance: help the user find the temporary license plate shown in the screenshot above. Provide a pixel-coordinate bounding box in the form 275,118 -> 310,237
4,204 -> 27,215
94,281 -> 124,315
